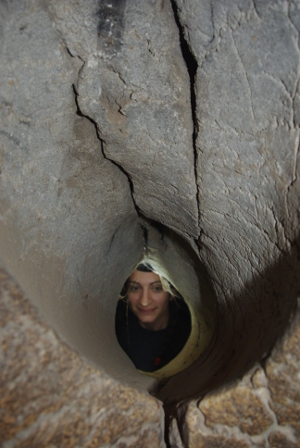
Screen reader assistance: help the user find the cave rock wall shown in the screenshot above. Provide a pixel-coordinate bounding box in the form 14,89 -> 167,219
1,0 -> 300,443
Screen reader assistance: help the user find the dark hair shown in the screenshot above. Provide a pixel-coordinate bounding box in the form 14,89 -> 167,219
120,262 -> 184,301
119,263 -> 153,299
136,262 -> 153,273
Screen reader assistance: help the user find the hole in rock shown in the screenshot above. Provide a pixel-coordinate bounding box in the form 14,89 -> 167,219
1,184 -> 216,401
0,105 -> 215,402
37,218 -> 215,399
109,222 -> 216,395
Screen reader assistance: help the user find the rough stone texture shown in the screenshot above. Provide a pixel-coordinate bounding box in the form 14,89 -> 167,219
157,0 -> 300,402
0,0 -> 155,391
175,303 -> 300,447
1,0 -> 300,444
265,303 -> 300,443
0,0 -> 206,395
0,267 -> 165,447
48,0 -> 199,238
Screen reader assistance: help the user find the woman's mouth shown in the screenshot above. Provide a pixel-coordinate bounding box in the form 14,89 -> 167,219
137,307 -> 156,314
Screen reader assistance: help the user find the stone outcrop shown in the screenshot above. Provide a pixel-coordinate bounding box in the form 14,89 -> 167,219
175,302 -> 300,447
48,0 -> 199,238
0,0 -> 151,392
0,268 -> 165,447
2,263 -> 300,447
157,0 -> 300,402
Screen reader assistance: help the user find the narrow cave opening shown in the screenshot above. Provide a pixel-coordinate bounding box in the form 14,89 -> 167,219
120,223 -> 216,391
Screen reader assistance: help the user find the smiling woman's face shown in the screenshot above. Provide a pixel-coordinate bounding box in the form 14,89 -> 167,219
127,270 -> 173,331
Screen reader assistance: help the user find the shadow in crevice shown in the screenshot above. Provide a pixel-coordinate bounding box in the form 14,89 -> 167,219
134,218 -> 217,385
143,218 -> 218,316
153,232 -> 300,408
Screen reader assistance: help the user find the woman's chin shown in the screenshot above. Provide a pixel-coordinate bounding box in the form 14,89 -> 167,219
137,314 -> 156,324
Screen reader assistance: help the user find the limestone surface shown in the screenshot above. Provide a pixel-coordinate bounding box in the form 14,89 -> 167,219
177,304 -> 300,447
0,0 -> 152,391
156,0 -> 300,402
1,0 -> 300,440
0,268 -> 165,448
49,0 -> 199,238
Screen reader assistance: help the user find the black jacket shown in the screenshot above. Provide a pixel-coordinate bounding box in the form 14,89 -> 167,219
115,299 -> 191,372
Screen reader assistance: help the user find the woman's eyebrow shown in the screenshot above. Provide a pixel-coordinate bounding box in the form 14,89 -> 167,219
128,280 -> 161,285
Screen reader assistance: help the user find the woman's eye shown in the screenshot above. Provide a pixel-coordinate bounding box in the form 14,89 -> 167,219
152,286 -> 162,292
129,286 -> 139,292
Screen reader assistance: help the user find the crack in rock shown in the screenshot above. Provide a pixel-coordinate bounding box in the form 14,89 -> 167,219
170,0 -> 201,240
71,82 -> 141,218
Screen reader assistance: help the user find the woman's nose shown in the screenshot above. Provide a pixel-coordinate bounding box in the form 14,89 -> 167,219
139,289 -> 150,306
